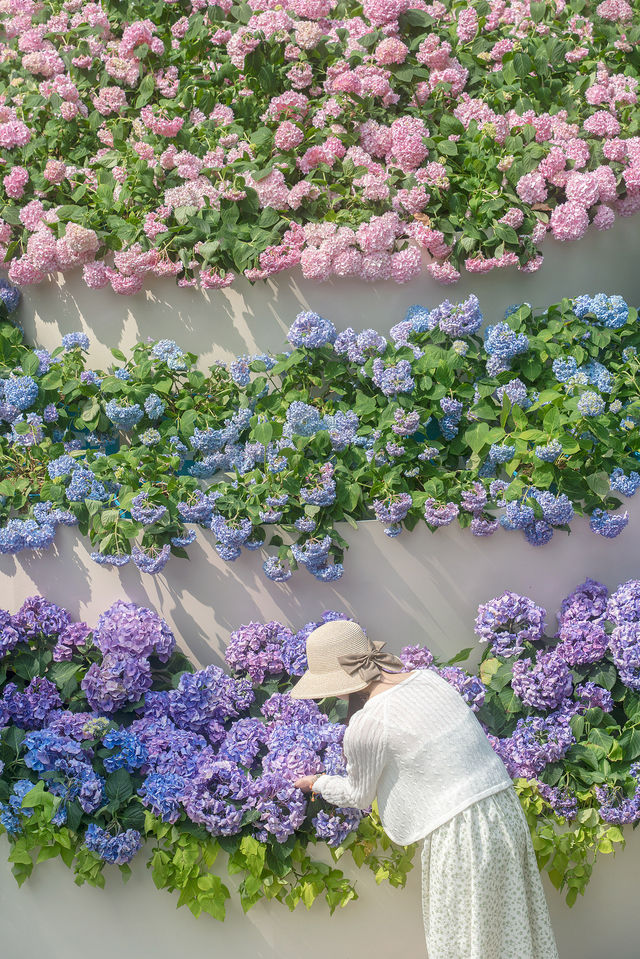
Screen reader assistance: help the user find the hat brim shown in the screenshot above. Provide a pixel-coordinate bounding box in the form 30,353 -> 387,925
288,668 -> 370,700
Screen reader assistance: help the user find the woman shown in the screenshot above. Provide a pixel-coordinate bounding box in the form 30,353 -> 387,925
291,619 -> 560,959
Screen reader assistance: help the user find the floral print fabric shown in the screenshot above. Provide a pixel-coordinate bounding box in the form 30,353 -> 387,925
421,784 -> 560,959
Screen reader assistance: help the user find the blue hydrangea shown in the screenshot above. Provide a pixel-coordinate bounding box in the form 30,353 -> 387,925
0,278 -> 21,314
589,294 -> 629,329
138,772 -> 184,823
531,490 -> 574,526
430,295 -> 482,337
371,358 -> 414,396
285,401 -> 323,437
47,455 -> 79,479
105,400 -> 144,429
144,393 -> 165,420
4,376 -> 38,411
287,311 -> 337,349
582,361 -> 612,393
140,428 -> 161,446
102,729 -> 148,772
84,824 -> 143,865
230,356 -> 251,386
524,519 -> 554,546
577,391 -> 605,417
263,557 -> 292,582
66,468 -> 109,503
610,468 -> 640,497
535,440 -> 562,462
489,443 -> 515,464
484,323 -> 529,361
62,332 -> 90,351
552,357 -> 578,382
500,501 -> 535,530
404,304 -> 437,332
590,508 -> 629,539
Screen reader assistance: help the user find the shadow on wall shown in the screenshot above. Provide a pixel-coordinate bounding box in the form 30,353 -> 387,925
2,502 -> 639,670
12,214 -> 640,369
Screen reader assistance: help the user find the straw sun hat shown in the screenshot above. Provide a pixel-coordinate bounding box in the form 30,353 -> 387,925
288,619 -> 405,700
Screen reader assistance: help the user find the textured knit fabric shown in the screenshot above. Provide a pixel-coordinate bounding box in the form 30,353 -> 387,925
421,785 -> 560,959
313,669 -> 513,844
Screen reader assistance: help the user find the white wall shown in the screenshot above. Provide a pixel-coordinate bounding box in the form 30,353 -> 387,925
1,816 -> 640,959
12,214 -> 640,368
2,507 -> 639,671
1,218 -> 640,956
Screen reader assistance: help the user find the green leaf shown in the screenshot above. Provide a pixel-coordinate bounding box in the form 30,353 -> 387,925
21,353 -> 41,376
104,768 -> 133,805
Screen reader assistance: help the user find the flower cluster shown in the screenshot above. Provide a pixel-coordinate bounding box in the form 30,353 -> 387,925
1,2 -> 640,291
0,293 -> 636,579
1,582 -> 639,909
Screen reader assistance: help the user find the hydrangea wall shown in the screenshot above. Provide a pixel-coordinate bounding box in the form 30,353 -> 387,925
0,290 -> 637,579
1,0 -> 640,292
0,597 -> 417,917
1,580 -> 639,913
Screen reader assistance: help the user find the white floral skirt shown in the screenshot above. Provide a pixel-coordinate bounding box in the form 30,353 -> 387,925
420,785 -> 560,959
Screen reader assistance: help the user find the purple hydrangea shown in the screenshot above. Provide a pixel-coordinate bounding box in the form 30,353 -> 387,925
287,311 -> 337,349
511,652 -> 573,711
609,623 -> 640,690
474,592 -> 546,657
311,807 -> 364,847
12,595 -> 71,638
93,601 -> 175,663
84,824 -> 143,864
225,622 -> 293,684
491,713 -> 575,779
81,655 -> 153,714
169,665 -> 254,736
554,620 -> 608,666
607,580 -> 640,625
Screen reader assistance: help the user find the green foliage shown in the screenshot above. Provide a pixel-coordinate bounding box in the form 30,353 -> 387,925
0,295 -> 637,581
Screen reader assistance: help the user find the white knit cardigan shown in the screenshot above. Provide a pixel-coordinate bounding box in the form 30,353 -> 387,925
313,669 -> 513,845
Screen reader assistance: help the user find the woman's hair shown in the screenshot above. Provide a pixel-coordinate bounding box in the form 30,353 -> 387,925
344,664 -> 407,723
345,689 -> 369,724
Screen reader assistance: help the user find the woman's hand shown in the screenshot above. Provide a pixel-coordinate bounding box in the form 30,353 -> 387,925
294,774 -> 320,793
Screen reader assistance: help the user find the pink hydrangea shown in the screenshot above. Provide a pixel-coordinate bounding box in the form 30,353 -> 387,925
83,260 -> 110,289
375,37 -> 408,65
596,0 -> 632,22
583,111 -> 621,137
92,86 -> 127,116
362,0 -> 409,26
56,224 -> 100,269
300,245 -> 332,280
274,121 -> 304,150
498,207 -> 524,228
287,0 -> 335,18
427,260 -> 461,284
456,7 -> 478,43
19,200 -> 46,231
43,159 -> 67,184
549,201 -> 590,242
389,116 -> 429,170
3,166 -> 29,199
251,169 -> 290,208
565,171 -> 599,207
516,172 -> 547,204
0,119 -> 31,148
593,204 -> 616,230
390,246 -> 422,282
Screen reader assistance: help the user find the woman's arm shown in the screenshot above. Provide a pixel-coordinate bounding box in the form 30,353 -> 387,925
310,713 -> 388,810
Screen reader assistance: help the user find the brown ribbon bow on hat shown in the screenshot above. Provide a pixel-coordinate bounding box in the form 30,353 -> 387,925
337,640 -> 403,684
